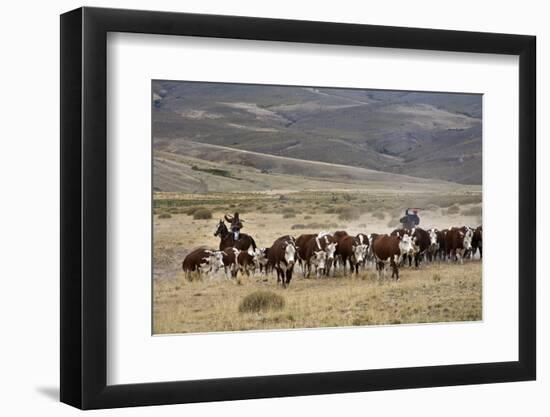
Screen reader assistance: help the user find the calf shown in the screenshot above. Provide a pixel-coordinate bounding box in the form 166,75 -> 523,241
445,227 -> 473,264
182,248 -> 225,279
338,235 -> 368,275
236,249 -> 257,277
267,236 -> 297,288
251,247 -> 270,275
372,234 -> 414,280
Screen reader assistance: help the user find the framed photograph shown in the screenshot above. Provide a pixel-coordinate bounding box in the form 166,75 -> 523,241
60,6 -> 536,409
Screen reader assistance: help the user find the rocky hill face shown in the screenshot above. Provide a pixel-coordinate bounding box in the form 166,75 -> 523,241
152,81 -> 482,185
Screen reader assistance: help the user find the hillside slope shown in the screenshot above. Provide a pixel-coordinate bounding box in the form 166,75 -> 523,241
153,140 -> 479,194
152,81 -> 482,184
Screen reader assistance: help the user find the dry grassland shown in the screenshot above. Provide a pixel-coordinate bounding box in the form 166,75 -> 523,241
153,261 -> 482,334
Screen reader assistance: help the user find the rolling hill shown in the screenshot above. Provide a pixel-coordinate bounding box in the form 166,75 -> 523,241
152,81 -> 482,186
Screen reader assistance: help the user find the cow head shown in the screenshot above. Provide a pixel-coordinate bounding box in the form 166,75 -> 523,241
204,250 -> 225,272
428,228 -> 438,246
353,244 -> 368,264
399,234 -> 415,255
325,242 -> 338,261
214,220 -> 227,237
462,228 -> 473,251
313,250 -> 327,272
212,251 -> 225,270
252,247 -> 268,267
284,241 -> 296,266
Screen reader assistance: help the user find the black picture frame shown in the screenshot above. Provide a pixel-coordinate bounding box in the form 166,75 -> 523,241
60,6 -> 536,410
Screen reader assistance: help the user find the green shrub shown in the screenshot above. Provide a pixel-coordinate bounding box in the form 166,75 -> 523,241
238,291 -> 285,313
193,208 -> 212,220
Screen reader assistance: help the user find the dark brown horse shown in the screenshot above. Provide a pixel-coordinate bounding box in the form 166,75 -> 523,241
213,220 -> 257,252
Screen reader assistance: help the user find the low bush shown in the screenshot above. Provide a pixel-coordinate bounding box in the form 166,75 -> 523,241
238,291 -> 285,313
447,204 -> 460,215
461,205 -> 482,216
372,211 -> 386,220
338,207 -> 361,221
157,213 -> 172,219
193,208 -> 212,220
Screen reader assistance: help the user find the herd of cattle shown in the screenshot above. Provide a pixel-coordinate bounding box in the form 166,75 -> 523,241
182,219 -> 482,288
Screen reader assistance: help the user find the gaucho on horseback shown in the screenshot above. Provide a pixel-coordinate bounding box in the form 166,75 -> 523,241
225,212 -> 244,240
213,213 -> 256,252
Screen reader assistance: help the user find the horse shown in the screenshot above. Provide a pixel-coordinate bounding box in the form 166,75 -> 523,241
213,220 -> 257,252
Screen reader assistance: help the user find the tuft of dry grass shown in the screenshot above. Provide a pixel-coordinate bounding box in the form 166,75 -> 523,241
158,213 -> 172,219
238,290 -> 285,313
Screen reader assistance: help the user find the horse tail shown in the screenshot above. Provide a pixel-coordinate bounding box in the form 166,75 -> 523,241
249,236 -> 257,251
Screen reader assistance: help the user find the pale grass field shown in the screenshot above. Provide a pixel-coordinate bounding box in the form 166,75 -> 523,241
153,261 -> 482,334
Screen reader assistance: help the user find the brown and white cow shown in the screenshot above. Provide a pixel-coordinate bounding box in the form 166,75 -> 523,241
427,228 -> 440,262
302,236 -> 328,278
333,230 -> 350,271
316,232 -> 339,275
390,228 -> 415,266
267,236 -> 297,288
410,227 -> 430,267
445,227 -> 473,264
365,233 -> 380,265
372,234 -> 415,280
236,249 -> 258,277
251,247 -> 270,275
182,248 -> 225,279
472,225 -> 482,259
296,234 -> 316,275
356,233 -> 371,268
436,228 -> 449,261
338,235 -> 368,274
297,232 -> 338,276
221,247 -> 239,278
